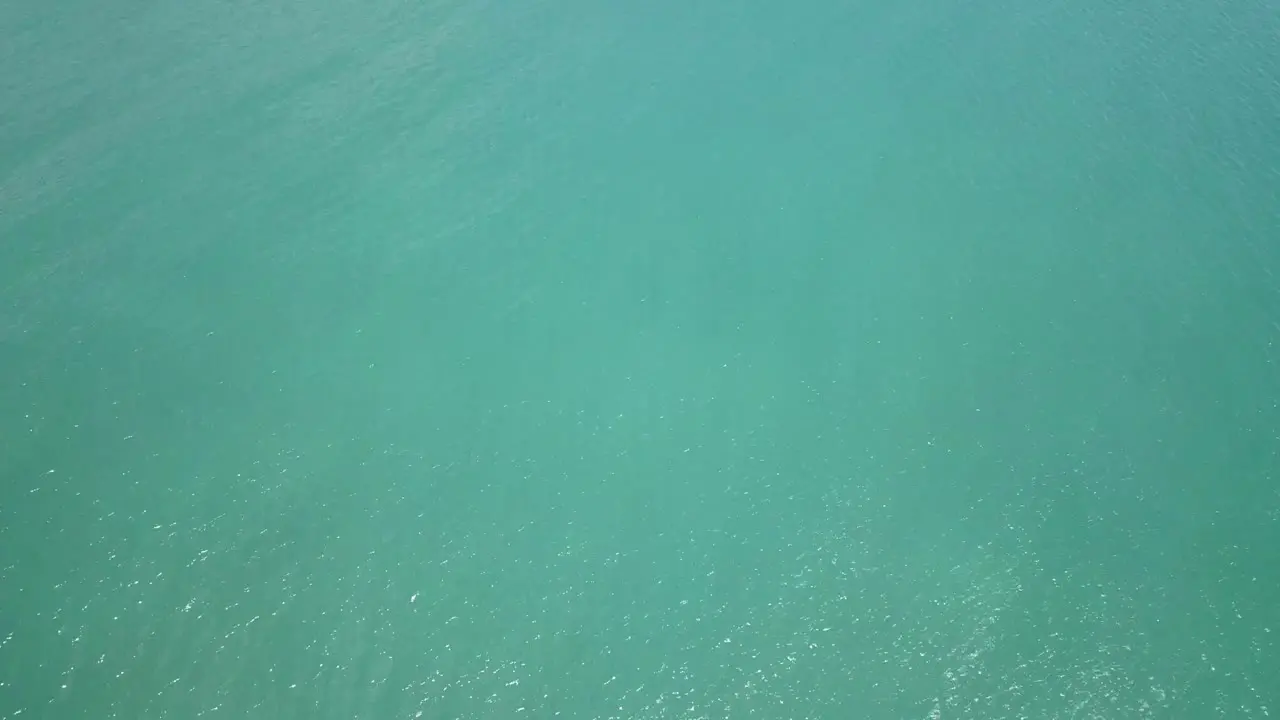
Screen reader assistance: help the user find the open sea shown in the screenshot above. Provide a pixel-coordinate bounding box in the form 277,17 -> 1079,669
2,0 -> 1279,717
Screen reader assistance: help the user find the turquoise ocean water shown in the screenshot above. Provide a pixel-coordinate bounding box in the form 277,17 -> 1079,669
2,0 -> 1279,717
